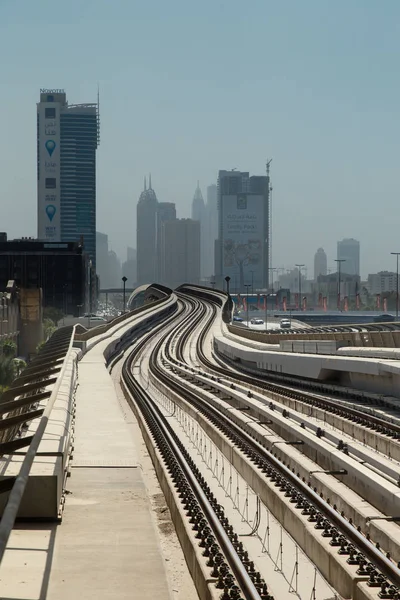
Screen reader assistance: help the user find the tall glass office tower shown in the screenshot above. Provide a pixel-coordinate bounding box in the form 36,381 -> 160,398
37,89 -> 100,267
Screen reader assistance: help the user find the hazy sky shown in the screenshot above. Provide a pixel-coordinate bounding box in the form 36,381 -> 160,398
1,0 -> 399,278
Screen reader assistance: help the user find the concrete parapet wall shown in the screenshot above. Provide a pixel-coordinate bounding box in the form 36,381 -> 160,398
215,334 -> 400,398
228,322 -> 400,349
0,348 -> 79,519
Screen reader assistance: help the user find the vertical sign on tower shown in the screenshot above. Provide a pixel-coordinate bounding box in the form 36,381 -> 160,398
37,101 -> 61,240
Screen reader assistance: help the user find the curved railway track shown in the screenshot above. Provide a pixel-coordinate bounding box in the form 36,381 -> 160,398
152,291 -> 400,598
120,302 -> 272,600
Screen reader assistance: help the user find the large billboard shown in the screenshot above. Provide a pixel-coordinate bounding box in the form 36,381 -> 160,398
222,194 -> 266,291
37,102 -> 61,241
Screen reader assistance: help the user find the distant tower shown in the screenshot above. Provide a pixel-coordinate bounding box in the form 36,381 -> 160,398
37,89 -> 100,267
136,176 -> 158,284
314,248 -> 327,280
337,238 -> 360,276
191,182 -> 207,278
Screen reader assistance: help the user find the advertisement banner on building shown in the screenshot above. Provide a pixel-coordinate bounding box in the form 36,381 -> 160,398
221,194 -> 265,291
37,102 -> 61,241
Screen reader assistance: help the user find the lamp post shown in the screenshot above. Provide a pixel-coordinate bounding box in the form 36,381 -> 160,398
244,284 -> 251,325
264,293 -> 276,330
224,276 -> 231,297
334,259 -> 346,311
391,253 -> 400,320
295,264 -> 304,311
268,267 -> 277,292
122,276 -> 128,313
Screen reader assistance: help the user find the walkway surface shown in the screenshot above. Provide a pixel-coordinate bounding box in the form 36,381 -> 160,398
0,336 -> 172,600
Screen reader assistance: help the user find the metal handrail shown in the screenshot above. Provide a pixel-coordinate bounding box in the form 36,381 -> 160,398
0,326 -> 76,564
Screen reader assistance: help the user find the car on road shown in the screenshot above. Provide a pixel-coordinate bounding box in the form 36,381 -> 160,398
250,318 -> 264,325
280,318 -> 291,329
373,314 -> 395,323
233,316 -> 243,322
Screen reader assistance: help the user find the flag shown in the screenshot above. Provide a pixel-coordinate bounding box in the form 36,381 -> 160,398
344,296 -> 348,312
376,294 -> 381,310
356,293 -> 360,309
383,297 -> 387,312
323,297 -> 327,311
282,297 -> 287,312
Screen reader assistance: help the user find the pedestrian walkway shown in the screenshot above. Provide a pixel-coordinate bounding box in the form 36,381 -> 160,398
0,335 -> 172,600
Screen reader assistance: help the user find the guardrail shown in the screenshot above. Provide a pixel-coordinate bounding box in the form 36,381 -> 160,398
0,325 -> 75,564
227,323 -> 400,348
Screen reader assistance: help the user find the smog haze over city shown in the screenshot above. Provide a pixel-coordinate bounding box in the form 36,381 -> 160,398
0,0 -> 399,277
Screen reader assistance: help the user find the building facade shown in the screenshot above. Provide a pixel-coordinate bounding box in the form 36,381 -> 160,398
337,238 -> 360,276
37,89 -> 100,267
0,238 -> 89,316
314,248 -> 327,280
191,183 -> 207,278
205,184 -> 218,278
215,170 -> 270,292
96,231 -> 109,288
367,271 -> 397,295
136,178 -> 158,285
156,202 -> 176,281
160,219 -> 200,289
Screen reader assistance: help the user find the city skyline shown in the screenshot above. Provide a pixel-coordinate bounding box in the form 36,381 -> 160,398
1,1 -> 400,278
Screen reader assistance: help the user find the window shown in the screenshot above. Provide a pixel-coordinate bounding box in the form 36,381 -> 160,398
47,95 -> 54,102
45,107 -> 56,119
45,178 -> 56,189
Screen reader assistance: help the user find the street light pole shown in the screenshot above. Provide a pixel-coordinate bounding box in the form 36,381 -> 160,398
244,284 -> 251,325
250,270 -> 254,296
391,252 -> 400,320
334,259 -> 346,311
122,276 -> 128,313
295,264 -> 304,311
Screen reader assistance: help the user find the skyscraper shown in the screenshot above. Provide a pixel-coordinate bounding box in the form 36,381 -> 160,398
191,182 -> 207,278
337,238 -> 360,276
136,176 -> 158,285
205,184 -> 218,277
314,248 -> 327,280
156,202 -> 176,282
37,89 -> 100,267
215,170 -> 270,291
160,219 -> 200,289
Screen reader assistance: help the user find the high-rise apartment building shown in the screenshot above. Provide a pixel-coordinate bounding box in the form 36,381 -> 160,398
156,202 -> 176,281
205,184 -> 218,277
136,177 -> 158,285
215,170 -> 270,291
160,219 -> 200,289
37,89 -> 100,267
337,238 -> 360,276
314,248 -> 327,280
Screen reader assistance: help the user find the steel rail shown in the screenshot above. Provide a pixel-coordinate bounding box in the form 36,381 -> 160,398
179,290 -> 400,437
158,294 -> 400,591
122,345 -> 263,600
